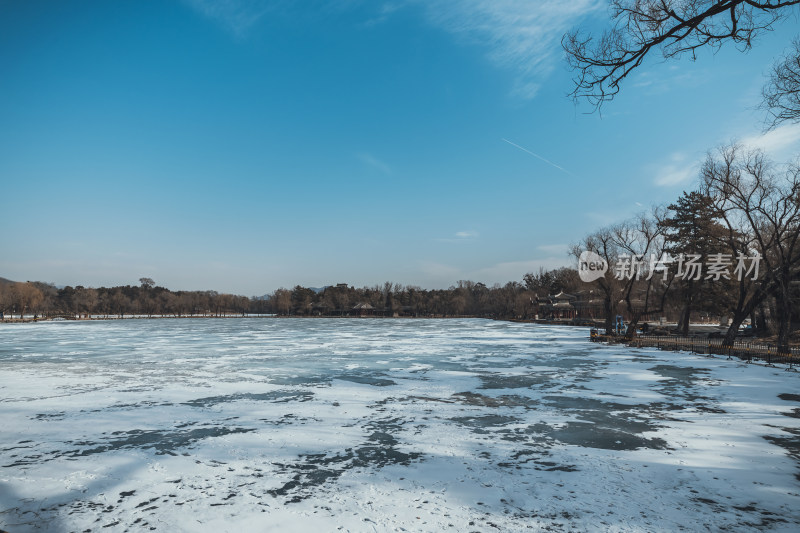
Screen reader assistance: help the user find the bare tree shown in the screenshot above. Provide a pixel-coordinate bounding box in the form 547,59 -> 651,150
571,226 -> 623,335
109,289 -> 130,318
12,282 -> 44,319
611,210 -> 674,338
763,38 -> 800,128
702,143 -> 800,350
74,287 -> 98,318
177,292 -> 194,317
0,283 -> 11,320
272,288 -> 292,316
564,1 -> 800,109
159,291 -> 178,317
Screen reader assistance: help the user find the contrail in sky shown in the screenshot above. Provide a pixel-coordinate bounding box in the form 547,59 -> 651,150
501,138 -> 574,176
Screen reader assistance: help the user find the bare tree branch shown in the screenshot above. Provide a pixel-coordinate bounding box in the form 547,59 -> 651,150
763,38 -> 800,128
701,142 -> 800,349
563,0 -> 800,109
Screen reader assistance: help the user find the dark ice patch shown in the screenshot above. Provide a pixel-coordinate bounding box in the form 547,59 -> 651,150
268,375 -> 329,386
452,391 -> 539,409
478,373 -> 553,390
33,412 -> 66,420
511,421 -> 667,450
262,413 -> 318,426
102,400 -> 174,410
497,448 -> 579,472
4,425 -> 256,467
268,416 -> 420,502
336,374 -> 396,387
764,425 -> 800,473
64,426 -> 255,457
542,395 -> 634,412
542,396 -> 661,434
184,390 -> 314,408
648,365 -> 725,413
451,414 -> 520,432
511,397 -> 672,450
649,364 -> 710,382
547,422 -> 668,450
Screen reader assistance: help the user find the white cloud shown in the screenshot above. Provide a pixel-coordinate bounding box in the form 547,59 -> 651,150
653,123 -> 800,188
654,165 -> 696,187
629,66 -> 710,95
511,81 -> 541,100
434,230 -> 479,242
184,1 -> 600,95
740,123 -> 800,160
653,152 -> 699,187
357,152 -> 392,175
362,2 -> 404,27
420,0 -> 602,99
183,0 -> 275,37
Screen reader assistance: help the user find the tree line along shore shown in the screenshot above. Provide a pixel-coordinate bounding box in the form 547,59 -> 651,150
0,277 -> 572,323
1,239 -> 798,351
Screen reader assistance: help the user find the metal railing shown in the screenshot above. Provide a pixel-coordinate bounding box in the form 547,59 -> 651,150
590,332 -> 799,367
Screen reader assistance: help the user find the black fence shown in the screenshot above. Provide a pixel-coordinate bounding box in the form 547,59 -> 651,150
591,332 -> 799,367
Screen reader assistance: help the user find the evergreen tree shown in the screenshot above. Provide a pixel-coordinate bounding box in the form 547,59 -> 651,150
661,191 -> 731,334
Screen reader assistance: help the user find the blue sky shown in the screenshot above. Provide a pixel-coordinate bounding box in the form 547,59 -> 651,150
2,0 -> 799,295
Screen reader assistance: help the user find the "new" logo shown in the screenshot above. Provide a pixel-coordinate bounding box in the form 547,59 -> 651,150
578,251 -> 608,282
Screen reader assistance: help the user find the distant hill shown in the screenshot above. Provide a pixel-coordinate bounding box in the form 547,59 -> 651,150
0,278 -> 61,290
309,286 -> 330,294
253,286 -> 331,300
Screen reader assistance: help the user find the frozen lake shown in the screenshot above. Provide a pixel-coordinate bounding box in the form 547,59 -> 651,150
1,318 -> 799,532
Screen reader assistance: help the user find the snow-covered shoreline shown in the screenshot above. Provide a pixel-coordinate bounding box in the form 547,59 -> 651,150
1,319 -> 799,532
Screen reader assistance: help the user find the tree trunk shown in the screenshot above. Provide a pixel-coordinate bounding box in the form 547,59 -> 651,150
775,285 -> 792,354
625,312 -> 642,340
723,295 -> 765,347
721,273 -> 776,347
756,304 -> 768,336
677,302 -> 691,336
676,281 -> 694,336
603,297 -> 613,335
623,295 -> 641,340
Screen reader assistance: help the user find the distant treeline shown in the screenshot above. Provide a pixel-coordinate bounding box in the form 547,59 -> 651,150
0,274 -> 578,321
0,278 -> 254,319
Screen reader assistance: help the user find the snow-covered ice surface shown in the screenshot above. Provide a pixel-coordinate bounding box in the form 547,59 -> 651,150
1,318 -> 799,532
